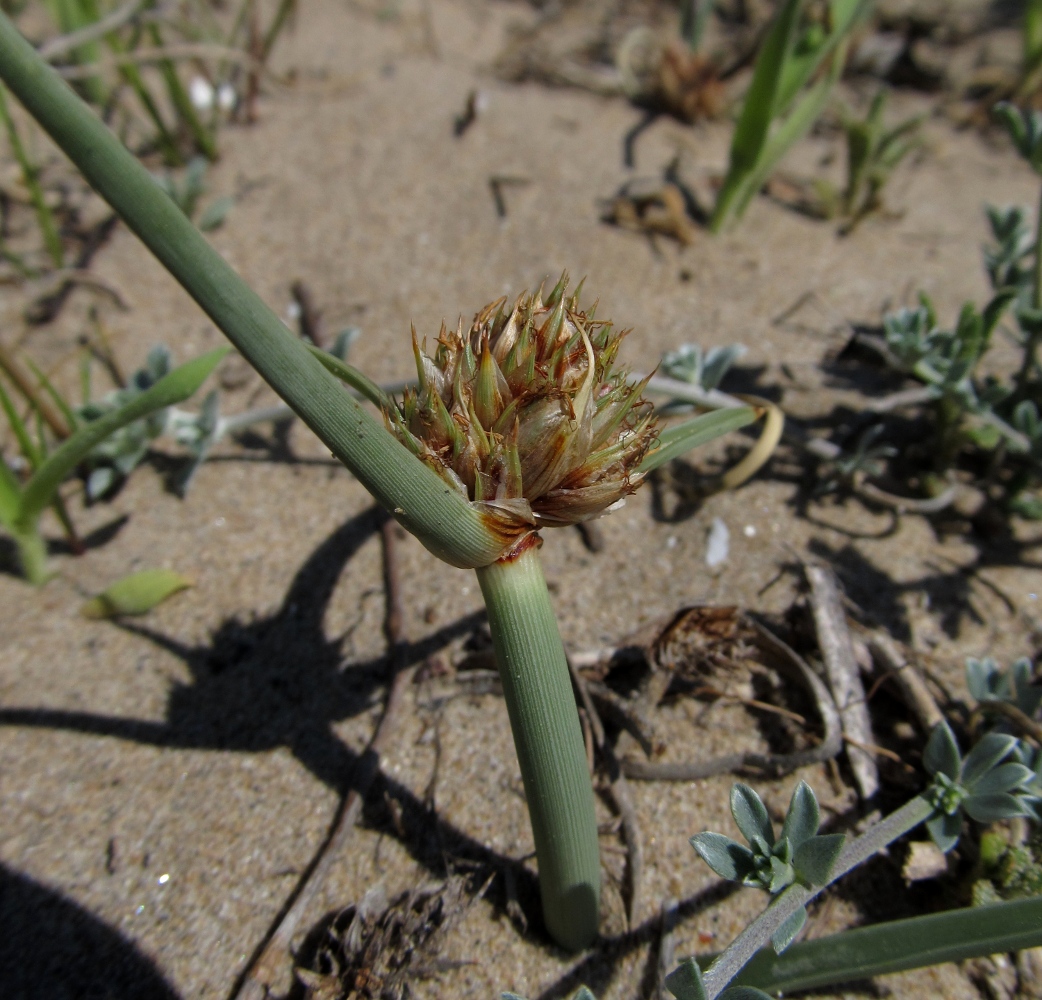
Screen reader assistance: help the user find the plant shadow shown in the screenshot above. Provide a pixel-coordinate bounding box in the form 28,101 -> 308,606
0,505 -> 542,938
0,861 -> 182,1000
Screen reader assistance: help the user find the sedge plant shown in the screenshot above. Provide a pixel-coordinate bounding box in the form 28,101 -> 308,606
0,13 -> 771,950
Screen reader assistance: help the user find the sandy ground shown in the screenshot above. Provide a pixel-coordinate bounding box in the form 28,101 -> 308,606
1,1 -> 1041,998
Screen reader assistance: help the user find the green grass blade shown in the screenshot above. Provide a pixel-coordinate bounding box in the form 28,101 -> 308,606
640,406 -> 757,472
0,455 -> 21,526
726,41 -> 847,226
147,23 -> 217,161
17,347 -> 227,526
722,0 -> 802,189
0,84 -> 64,268
1026,0 -> 1042,73
735,896 -> 1042,995
0,375 -> 42,469
23,356 -> 78,434
773,0 -> 866,114
0,13 -> 505,569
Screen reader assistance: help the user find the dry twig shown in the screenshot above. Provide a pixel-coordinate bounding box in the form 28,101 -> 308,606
232,511 -> 413,1000
805,561 -> 880,800
866,632 -> 944,734
622,619 -> 843,782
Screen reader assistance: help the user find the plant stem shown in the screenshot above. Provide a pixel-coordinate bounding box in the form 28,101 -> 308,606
1020,179 -> 1042,393
476,544 -> 601,951
0,13 -> 504,570
701,794 -> 935,998
12,522 -> 49,585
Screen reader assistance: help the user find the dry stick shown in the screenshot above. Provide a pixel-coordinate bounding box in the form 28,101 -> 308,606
621,621 -> 842,782
568,657 -> 644,928
973,700 -> 1042,745
585,679 -> 660,758
866,631 -> 944,734
805,561 -> 880,800
658,897 -> 680,1000
0,340 -> 71,438
39,0 -> 148,60
231,511 -> 413,1000
290,279 -> 324,349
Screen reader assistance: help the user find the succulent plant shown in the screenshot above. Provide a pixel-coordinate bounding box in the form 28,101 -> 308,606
386,275 -> 658,553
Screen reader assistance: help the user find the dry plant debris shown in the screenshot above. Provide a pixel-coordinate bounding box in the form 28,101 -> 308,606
294,877 -> 475,1000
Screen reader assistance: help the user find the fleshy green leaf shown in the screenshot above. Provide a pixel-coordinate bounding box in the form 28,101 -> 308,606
962,792 -> 1031,824
971,763 -> 1034,796
926,810 -> 962,854
769,854 -> 795,893
962,733 -> 1018,787
923,722 -> 961,781
793,834 -> 845,887
720,989 -> 775,1000
81,568 -> 193,618
731,783 -> 774,847
691,832 -> 757,883
665,957 -> 708,1000
771,905 -> 807,953
198,195 -> 234,232
781,781 -> 820,847
571,989 -> 597,1000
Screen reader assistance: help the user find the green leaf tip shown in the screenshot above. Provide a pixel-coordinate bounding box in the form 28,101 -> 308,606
81,568 -> 193,618
665,957 -> 708,1000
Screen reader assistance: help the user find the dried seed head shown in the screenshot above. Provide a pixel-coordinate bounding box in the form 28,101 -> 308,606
386,276 -> 658,551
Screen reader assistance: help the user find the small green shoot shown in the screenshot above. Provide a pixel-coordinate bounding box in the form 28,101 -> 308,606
0,347 -> 226,583
833,89 -> 922,231
710,0 -> 869,233
155,157 -> 234,232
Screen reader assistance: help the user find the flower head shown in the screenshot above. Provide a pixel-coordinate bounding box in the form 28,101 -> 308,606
386,275 -> 657,552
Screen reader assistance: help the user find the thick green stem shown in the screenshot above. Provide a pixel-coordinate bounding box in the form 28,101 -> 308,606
0,12 -> 503,569
476,545 -> 601,951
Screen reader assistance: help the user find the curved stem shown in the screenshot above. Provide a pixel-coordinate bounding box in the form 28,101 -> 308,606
702,795 -> 935,998
476,545 -> 601,951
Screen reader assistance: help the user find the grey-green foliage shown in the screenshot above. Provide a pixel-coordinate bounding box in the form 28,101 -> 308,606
81,329 -> 361,500
80,345 -> 174,499
661,343 -> 747,392
967,656 -> 1042,719
657,342 -> 746,416
155,156 -> 234,232
922,722 -> 1037,853
690,781 -> 844,952
995,103 -> 1042,175
985,204 -> 1035,295
834,89 -> 923,229
666,956 -> 771,1000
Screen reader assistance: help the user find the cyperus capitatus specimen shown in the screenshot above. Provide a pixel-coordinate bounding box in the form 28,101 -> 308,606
387,274 -> 658,554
